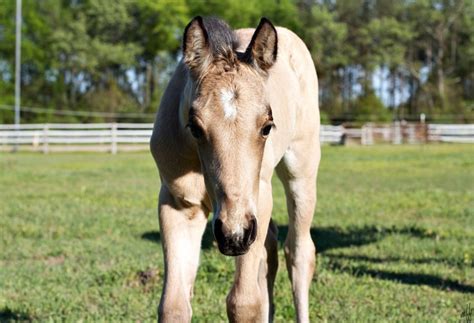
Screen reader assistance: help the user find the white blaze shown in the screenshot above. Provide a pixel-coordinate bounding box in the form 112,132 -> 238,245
220,89 -> 237,120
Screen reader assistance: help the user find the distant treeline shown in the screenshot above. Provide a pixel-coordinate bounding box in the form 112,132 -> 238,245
0,0 -> 472,123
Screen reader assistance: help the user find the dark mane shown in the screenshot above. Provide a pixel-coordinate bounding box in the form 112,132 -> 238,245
201,17 -> 239,57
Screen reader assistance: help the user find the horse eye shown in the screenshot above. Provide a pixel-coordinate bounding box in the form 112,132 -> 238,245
187,123 -> 204,139
261,124 -> 273,137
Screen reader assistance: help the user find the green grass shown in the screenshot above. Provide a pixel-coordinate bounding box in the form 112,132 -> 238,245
1,145 -> 473,322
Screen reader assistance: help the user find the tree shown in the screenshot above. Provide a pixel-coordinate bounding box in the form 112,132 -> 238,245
0,0 -> 472,123
303,5 -> 354,117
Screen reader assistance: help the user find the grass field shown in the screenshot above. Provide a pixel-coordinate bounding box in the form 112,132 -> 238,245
1,145 -> 473,322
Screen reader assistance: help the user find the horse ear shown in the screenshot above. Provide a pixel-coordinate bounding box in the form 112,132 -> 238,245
245,18 -> 278,72
183,16 -> 210,77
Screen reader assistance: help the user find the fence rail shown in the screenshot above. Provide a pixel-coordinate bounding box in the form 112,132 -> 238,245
0,123 -> 472,153
0,123 -> 155,153
427,124 -> 474,143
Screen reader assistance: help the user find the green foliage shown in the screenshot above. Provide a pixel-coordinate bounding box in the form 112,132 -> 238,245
320,111 -> 330,124
186,0 -> 300,34
305,5 -> 352,76
78,81 -> 140,119
0,0 -> 473,122
364,17 -> 413,68
131,0 -> 188,58
0,146 -> 473,320
354,90 -> 392,122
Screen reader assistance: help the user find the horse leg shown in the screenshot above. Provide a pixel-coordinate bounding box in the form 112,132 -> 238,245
265,218 -> 279,321
226,179 -> 275,323
283,177 -> 316,323
157,185 -> 208,322
277,142 -> 320,323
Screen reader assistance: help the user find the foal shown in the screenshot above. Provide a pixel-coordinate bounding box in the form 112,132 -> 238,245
150,16 -> 320,323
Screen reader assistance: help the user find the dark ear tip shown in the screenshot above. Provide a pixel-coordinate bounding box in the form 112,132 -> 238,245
185,16 -> 205,31
258,17 -> 275,29
187,16 -> 203,28
183,16 -> 208,53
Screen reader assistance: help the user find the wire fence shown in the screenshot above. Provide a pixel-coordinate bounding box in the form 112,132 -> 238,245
1,104 -> 473,122
0,104 -> 156,119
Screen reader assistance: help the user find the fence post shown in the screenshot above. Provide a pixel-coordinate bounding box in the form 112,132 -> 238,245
42,124 -> 49,154
32,131 -> 40,149
392,121 -> 402,144
111,123 -> 117,154
407,124 -> 416,144
361,125 -> 367,145
367,123 -> 374,145
362,123 -> 373,145
423,123 -> 429,144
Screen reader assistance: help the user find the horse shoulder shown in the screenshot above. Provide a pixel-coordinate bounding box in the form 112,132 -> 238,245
150,63 -> 206,207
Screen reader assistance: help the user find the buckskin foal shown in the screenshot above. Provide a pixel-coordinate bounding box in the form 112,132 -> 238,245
150,16 -> 320,323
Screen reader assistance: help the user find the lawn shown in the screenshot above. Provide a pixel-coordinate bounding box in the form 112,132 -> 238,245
1,144 -> 473,322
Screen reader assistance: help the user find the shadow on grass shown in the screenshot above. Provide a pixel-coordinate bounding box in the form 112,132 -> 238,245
327,254 -> 466,268
327,260 -> 474,294
277,224 -> 437,253
141,231 -> 161,243
278,224 -> 474,293
0,307 -> 32,322
142,223 -> 472,293
143,223 -> 438,253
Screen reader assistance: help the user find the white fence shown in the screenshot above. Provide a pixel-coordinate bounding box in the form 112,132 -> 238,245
346,122 -> 410,145
0,123 -> 153,153
320,125 -> 345,144
1,123 -> 472,153
345,123 -> 474,145
0,123 -> 345,153
427,124 -> 474,143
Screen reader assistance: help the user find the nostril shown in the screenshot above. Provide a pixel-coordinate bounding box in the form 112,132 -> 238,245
214,216 -> 257,256
243,216 -> 257,246
213,218 -> 225,242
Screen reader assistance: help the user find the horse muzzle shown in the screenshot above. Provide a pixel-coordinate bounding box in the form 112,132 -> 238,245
213,216 -> 257,256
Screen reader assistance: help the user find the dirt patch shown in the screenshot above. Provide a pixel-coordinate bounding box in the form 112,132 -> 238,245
45,255 -> 65,266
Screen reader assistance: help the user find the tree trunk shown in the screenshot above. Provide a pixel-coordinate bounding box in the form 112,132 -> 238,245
144,62 -> 152,109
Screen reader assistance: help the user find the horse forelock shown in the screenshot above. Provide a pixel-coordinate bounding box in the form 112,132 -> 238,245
202,17 -> 239,58
195,17 -> 241,75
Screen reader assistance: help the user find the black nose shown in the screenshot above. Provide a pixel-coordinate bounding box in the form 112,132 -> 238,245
213,216 -> 257,256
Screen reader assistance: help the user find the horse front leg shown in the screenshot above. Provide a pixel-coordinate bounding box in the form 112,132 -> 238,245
226,179 -> 276,323
277,139 -> 320,323
282,176 -> 317,323
157,185 -> 208,322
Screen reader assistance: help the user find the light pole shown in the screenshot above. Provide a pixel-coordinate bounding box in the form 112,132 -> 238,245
15,0 -> 22,129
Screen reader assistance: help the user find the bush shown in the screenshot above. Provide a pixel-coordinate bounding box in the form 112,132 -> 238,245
353,91 -> 392,123
320,111 -> 330,124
